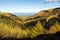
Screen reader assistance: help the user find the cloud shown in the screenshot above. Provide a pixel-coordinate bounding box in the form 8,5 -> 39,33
45,0 -> 60,2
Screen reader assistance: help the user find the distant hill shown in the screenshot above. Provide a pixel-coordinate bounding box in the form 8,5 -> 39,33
13,13 -> 35,16
28,7 -> 60,21
0,12 -> 23,28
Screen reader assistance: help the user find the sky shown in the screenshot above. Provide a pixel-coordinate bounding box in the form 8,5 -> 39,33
0,0 -> 60,13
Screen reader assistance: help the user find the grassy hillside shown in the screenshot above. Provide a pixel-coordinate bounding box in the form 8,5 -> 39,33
0,7 -> 60,38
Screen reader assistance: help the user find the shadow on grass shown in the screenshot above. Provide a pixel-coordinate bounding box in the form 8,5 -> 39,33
0,32 -> 60,40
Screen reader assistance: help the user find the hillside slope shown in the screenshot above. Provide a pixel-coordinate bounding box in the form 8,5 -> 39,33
0,12 -> 23,28
28,7 -> 60,21
0,7 -> 60,38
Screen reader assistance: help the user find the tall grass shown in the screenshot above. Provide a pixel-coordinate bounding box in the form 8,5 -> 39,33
0,23 -> 30,38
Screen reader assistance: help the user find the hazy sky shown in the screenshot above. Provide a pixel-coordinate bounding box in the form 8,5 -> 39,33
0,0 -> 60,13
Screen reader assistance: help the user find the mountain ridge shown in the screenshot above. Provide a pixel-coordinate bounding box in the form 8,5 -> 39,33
28,7 -> 60,21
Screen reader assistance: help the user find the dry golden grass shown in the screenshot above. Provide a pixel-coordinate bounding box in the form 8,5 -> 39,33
0,23 -> 30,38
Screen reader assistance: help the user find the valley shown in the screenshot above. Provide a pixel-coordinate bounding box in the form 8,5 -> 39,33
0,7 -> 60,39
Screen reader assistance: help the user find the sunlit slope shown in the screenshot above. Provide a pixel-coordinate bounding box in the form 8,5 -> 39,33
0,12 -> 23,28
31,18 -> 60,38
28,7 -> 60,22
0,12 -> 30,38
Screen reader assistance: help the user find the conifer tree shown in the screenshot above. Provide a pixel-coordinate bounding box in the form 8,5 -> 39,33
31,21 -> 44,38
